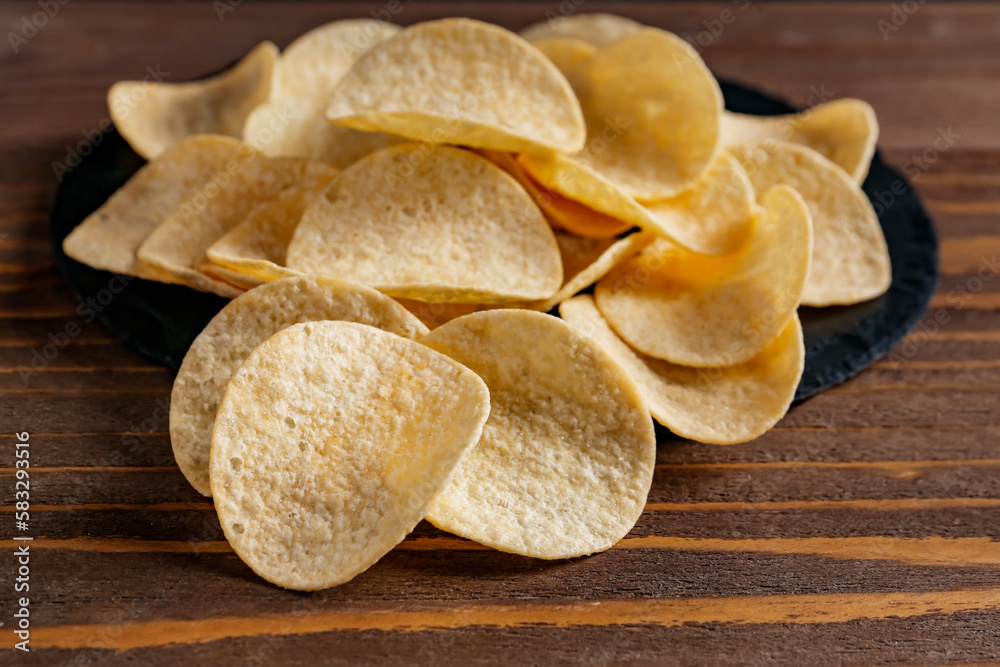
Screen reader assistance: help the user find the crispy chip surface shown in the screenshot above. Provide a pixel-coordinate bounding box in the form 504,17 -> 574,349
138,155 -> 334,297
109,42 -> 277,160
523,231 -> 655,312
523,28 -> 722,202
272,19 -> 400,100
520,13 -> 643,46
204,172 -> 338,286
482,149 -> 631,238
325,18 -> 585,154
596,186 -> 812,367
171,276 -> 428,496
63,135 -> 246,281
721,99 -> 879,183
210,320 -> 489,590
561,295 -> 804,444
642,151 -> 757,256
244,96 -> 403,168
730,141 -> 891,306
421,310 -> 656,559
287,144 -> 563,303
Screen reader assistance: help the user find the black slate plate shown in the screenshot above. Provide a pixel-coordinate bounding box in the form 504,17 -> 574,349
49,79 -> 938,402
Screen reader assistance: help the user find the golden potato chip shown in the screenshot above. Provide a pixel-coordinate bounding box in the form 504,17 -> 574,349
204,171 -> 339,286
171,276 -> 429,496
421,310 -> 656,559
137,155 -> 333,297
109,42 -> 277,160
721,99 -> 879,183
523,231 -> 655,312
325,18 -> 585,154
730,140 -> 891,306
481,149 -> 631,238
560,295 -> 804,444
394,299 -> 486,330
521,28 -> 722,202
272,19 -> 400,100
243,96 -> 404,168
520,13 -> 642,47
596,186 -> 812,367
63,135 -> 246,282
287,144 -> 563,303
197,263 -> 256,291
642,151 -> 756,256
211,320 -> 489,590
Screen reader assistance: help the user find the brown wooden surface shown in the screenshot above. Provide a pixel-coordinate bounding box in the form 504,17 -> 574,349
2,1 -> 999,664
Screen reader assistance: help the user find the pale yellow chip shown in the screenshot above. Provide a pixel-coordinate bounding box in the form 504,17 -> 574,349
171,276 -> 429,496
204,171 -> 339,286
520,13 -> 643,47
243,96 -> 404,169
481,149 -> 631,238
272,19 -> 400,100
394,299 -> 487,331
198,264 -> 253,292
642,151 -> 756,256
325,18 -> 585,154
523,231 -> 655,312
522,29 -> 722,202
287,144 -> 563,303
560,295 -> 804,444
62,135 -> 246,282
421,310 -> 656,559
730,141 -> 891,306
210,320 -> 489,590
721,99 -> 879,183
137,155 -> 333,297
596,185 -> 812,367
109,42 -> 277,160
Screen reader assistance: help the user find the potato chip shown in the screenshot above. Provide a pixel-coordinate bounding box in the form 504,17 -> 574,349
481,149 -> 631,238
729,141 -> 891,306
272,19 -> 400,100
204,171 -> 338,286
137,155 -> 334,297
523,231 -> 655,312
560,295 -> 804,444
63,135 -> 246,282
243,96 -> 404,168
520,13 -> 642,47
171,276 -> 429,496
109,42 -> 277,160
286,144 -> 563,303
325,18 -> 585,154
197,263 -> 256,291
393,299 -> 486,330
211,320 -> 489,590
721,99 -> 879,183
642,151 -> 757,256
421,310 -> 656,559
595,186 -> 812,367
521,28 -> 722,202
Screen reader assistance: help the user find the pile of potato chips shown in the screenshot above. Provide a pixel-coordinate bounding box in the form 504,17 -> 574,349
63,14 -> 892,590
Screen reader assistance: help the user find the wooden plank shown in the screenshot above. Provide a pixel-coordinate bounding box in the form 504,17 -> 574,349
1,2 -> 997,664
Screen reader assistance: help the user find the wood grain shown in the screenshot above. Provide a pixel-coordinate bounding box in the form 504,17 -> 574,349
1,2 -> 998,665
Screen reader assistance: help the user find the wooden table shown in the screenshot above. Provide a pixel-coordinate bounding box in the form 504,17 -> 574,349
2,2 -> 998,664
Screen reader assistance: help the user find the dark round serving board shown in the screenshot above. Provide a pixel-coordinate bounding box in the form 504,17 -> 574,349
49,79 -> 938,403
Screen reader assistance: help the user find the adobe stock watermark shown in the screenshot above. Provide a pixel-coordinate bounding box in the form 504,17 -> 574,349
683,0 -> 751,54
883,253 -> 1000,369
17,274 -> 135,385
51,65 -> 170,182
7,0 -> 70,54
869,126 -> 960,218
877,0 -> 929,40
